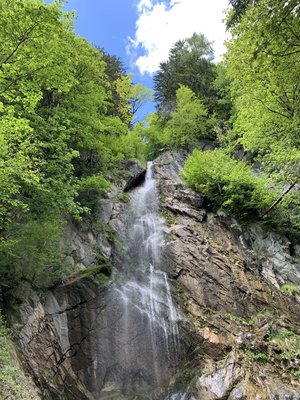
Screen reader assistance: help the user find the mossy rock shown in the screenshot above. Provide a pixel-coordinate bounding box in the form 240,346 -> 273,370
61,262 -> 112,286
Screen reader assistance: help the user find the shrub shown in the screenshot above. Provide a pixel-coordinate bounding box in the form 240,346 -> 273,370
0,216 -> 67,290
183,149 -> 275,220
76,174 -> 110,212
280,283 -> 299,296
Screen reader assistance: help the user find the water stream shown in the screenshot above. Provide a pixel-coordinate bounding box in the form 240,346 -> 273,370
113,161 -> 181,388
90,161 -> 182,398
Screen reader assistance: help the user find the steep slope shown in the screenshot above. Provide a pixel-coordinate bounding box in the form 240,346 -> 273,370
3,154 -> 300,399
154,152 -> 300,399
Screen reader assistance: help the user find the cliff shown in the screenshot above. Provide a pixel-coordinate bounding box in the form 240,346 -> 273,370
155,152 -> 300,399
2,153 -> 300,400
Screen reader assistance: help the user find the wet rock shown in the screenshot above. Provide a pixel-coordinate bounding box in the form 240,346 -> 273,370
154,152 -> 300,399
123,160 -> 146,192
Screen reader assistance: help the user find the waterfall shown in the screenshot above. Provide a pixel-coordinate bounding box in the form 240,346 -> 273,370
113,161 -> 181,387
80,161 -> 182,398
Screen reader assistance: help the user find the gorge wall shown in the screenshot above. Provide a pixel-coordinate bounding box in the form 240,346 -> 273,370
4,154 -> 300,399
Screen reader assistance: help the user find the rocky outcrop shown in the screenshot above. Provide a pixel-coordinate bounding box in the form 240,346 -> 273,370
122,160 -> 146,192
5,161 -> 144,399
241,225 -> 300,288
195,351 -> 300,400
153,152 -> 300,399
4,154 -> 300,399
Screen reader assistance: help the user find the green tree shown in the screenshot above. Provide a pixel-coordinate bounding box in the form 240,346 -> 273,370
153,33 -> 216,116
226,0 -> 257,27
129,113 -> 166,160
129,83 -> 153,123
164,85 -> 209,149
225,0 -> 300,218
0,0 -> 80,227
0,0 -> 144,290
212,62 -> 233,137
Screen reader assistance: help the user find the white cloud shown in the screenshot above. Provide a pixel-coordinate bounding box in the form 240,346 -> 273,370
128,0 -> 229,75
137,0 -> 154,12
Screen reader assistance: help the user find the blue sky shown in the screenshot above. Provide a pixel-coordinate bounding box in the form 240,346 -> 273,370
64,0 -> 156,120
64,0 -> 137,70
51,0 -> 229,121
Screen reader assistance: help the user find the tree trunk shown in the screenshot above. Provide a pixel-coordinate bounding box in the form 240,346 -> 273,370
260,182 -> 297,219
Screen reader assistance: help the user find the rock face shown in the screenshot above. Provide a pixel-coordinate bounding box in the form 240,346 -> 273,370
153,152 -> 300,399
5,153 -> 300,399
6,159 -> 185,399
123,160 -> 146,192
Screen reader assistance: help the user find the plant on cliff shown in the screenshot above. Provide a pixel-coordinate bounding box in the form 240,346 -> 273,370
183,149 -> 276,220
178,1 -> 300,234
0,216 -> 66,290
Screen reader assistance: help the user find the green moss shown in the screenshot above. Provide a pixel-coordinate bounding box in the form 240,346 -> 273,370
280,283 -> 299,295
244,349 -> 268,362
161,209 -> 176,227
93,222 -> 117,244
80,263 -> 111,284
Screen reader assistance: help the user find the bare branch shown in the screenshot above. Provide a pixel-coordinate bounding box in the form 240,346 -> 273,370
260,182 -> 297,219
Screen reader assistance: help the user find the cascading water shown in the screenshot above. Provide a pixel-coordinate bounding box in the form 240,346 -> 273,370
114,161 -> 181,383
82,162 -> 183,399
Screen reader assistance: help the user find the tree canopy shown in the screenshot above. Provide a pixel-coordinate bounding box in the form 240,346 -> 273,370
183,0 -> 300,234
153,33 -> 217,116
225,0 -> 300,185
0,0 -> 149,290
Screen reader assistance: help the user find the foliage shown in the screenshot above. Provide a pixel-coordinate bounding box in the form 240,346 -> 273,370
100,49 -> 152,126
244,349 -> 268,362
183,149 -> 276,220
212,62 -> 233,136
114,74 -> 153,126
226,0 -> 257,27
269,330 -> 300,363
119,128 -> 148,164
129,113 -> 166,160
225,0 -> 300,186
131,85 -> 214,158
161,209 -> 176,228
129,82 -> 153,122
164,85 -> 210,149
76,175 -> 111,213
0,216 -> 66,290
280,283 -> 299,296
154,33 -> 216,116
0,0 -> 146,291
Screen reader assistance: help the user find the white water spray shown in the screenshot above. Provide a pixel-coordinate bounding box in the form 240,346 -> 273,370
114,161 -> 181,384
